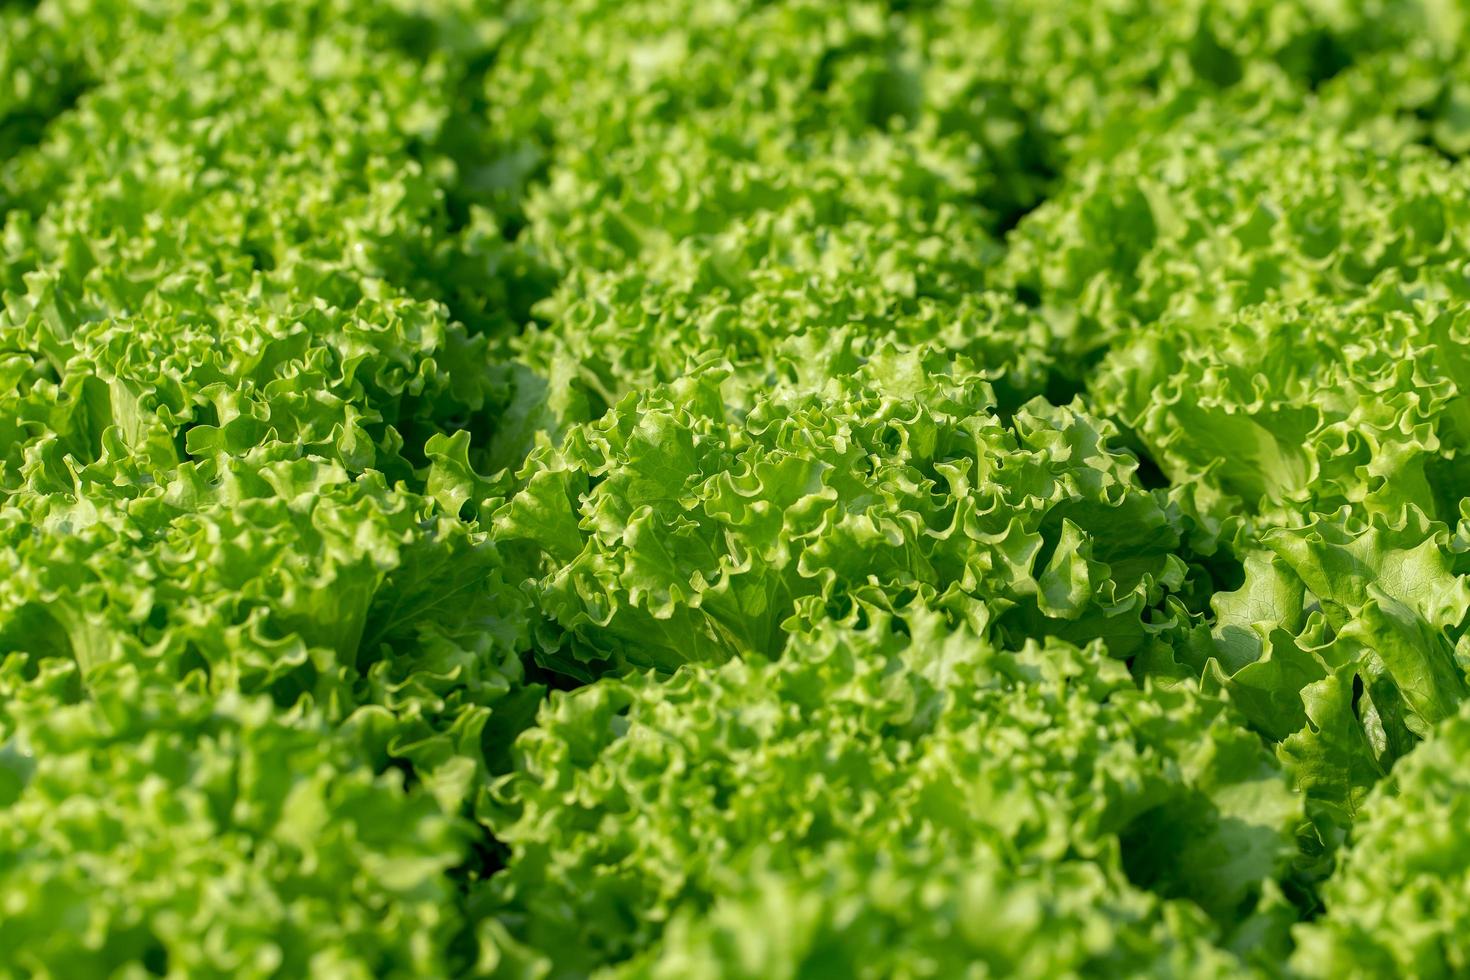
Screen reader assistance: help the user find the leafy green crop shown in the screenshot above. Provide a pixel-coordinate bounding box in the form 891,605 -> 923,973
487,608 -> 1299,978
495,355 -> 1200,677
6,0 -> 1470,977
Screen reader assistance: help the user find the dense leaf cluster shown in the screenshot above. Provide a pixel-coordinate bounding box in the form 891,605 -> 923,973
6,0 -> 1470,977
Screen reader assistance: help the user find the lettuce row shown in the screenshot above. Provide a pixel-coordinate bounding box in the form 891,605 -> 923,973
1044,96 -> 1470,891
0,2 -> 548,975
492,0 -> 1445,436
